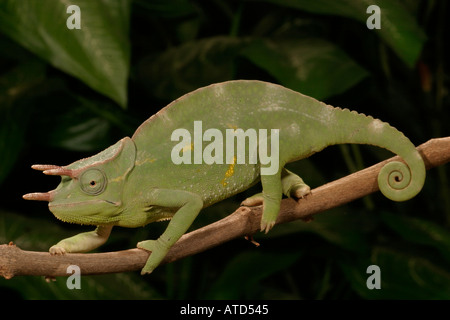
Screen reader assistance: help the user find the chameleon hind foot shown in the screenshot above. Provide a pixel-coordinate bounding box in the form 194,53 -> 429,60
289,183 -> 311,199
240,184 -> 310,207
241,183 -> 310,206
241,192 -> 281,233
241,168 -> 311,233
281,168 -> 311,200
240,168 -> 310,206
240,193 -> 276,233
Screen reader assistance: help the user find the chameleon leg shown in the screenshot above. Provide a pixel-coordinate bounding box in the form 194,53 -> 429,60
49,225 -> 113,254
137,189 -> 203,275
281,168 -> 311,199
259,168 -> 283,234
241,168 -> 310,207
242,166 -> 310,233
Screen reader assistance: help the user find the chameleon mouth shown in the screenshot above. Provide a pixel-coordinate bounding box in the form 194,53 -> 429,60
48,199 -> 121,226
52,212 -> 98,226
51,212 -> 117,226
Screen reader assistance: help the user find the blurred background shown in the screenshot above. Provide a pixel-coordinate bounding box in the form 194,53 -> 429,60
0,0 -> 449,299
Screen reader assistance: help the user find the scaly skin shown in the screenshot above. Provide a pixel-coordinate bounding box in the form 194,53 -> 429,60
23,80 -> 426,275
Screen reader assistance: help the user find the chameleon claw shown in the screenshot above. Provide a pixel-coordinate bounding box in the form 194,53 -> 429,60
291,184 -> 311,200
49,245 -> 67,255
140,267 -> 153,276
260,220 -> 275,234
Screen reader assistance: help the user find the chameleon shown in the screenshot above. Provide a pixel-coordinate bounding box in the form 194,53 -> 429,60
23,80 -> 426,275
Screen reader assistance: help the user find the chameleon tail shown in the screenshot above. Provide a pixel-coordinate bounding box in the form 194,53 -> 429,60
330,108 -> 426,202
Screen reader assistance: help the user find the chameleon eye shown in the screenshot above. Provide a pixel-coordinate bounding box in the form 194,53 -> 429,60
80,169 -> 107,195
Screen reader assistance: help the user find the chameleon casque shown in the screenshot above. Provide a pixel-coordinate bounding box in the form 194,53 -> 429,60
23,80 -> 426,275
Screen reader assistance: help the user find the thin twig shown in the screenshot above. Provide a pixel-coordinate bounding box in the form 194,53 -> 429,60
1,137 -> 449,279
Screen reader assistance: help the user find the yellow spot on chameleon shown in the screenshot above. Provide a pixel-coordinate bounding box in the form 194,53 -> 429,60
110,167 -> 136,183
221,156 -> 236,186
135,158 -> 157,166
182,142 -> 194,152
227,123 -> 238,130
135,151 -> 157,166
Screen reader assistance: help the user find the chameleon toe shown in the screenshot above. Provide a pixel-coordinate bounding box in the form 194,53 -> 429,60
292,184 -> 311,199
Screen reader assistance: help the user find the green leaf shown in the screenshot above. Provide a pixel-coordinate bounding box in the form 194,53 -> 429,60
0,211 -> 74,252
29,92 -> 137,152
0,270 -> 162,300
256,0 -> 426,68
206,251 -> 301,299
0,60 -> 46,185
34,99 -> 113,152
340,247 -> 450,299
263,209 -> 372,254
0,0 -> 130,107
134,0 -> 198,19
139,35 -> 368,101
241,38 -> 369,100
45,115 -> 111,152
381,211 -> 450,263
138,36 -> 250,101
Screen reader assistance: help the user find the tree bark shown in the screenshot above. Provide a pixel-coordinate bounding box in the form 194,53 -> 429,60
1,137 -> 449,279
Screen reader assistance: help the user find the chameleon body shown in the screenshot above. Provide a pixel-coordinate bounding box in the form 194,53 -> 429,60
23,80 -> 426,275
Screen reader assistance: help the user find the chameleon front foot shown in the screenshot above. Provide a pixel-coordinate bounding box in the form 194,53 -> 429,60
137,239 -> 169,275
49,245 -> 67,255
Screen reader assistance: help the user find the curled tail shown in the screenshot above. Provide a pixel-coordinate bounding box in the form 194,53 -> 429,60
329,107 -> 426,201
376,142 -> 425,202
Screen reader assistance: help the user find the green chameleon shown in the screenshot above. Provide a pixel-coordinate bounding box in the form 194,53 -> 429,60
23,80 -> 426,275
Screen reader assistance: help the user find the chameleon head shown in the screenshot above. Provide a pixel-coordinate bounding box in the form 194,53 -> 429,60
23,138 -> 137,226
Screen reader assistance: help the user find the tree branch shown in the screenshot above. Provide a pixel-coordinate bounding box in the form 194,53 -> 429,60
1,137 -> 449,279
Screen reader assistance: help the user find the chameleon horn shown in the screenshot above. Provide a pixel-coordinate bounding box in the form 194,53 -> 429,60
31,164 -> 62,171
43,167 -> 75,177
31,164 -> 75,178
23,191 -> 54,202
